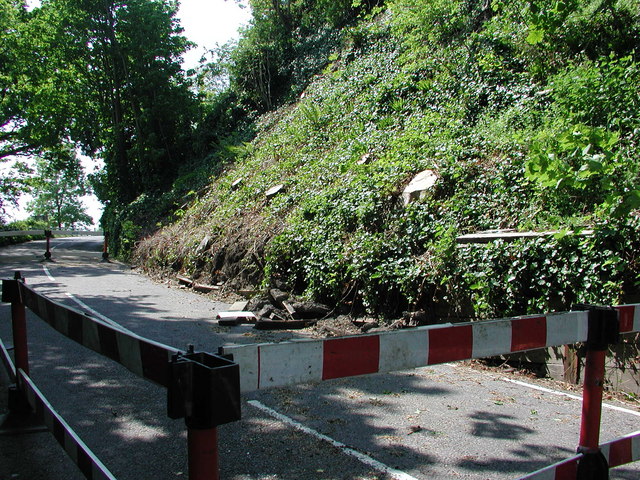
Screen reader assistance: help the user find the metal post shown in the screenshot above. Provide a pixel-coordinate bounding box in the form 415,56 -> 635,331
579,349 -> 606,451
10,272 -> 28,376
188,427 -> 219,480
168,350 -> 241,480
44,230 -> 52,261
101,232 -> 110,262
575,305 -> 619,479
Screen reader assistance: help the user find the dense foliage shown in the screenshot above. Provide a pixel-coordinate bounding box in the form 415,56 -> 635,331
135,0 -> 640,320
3,0 -> 639,320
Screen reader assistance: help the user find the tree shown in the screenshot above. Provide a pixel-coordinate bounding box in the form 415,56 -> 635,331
26,147 -> 93,229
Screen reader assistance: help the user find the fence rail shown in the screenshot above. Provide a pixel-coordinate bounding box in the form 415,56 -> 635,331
2,271 -> 639,479
0,229 -> 103,237
1,274 -> 240,480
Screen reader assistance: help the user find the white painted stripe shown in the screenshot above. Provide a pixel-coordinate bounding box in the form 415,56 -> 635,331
546,311 -> 589,347
248,400 -> 420,480
633,431 -> 640,461
515,457 -> 580,480
259,341 -> 323,388
503,378 -> 640,417
225,345 -> 260,392
473,318 -> 512,358
379,328 -> 428,372
65,293 -> 135,335
116,332 -> 144,378
82,315 -> 101,353
42,265 -> 56,281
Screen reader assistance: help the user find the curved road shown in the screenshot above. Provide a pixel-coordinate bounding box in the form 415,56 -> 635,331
0,237 -> 639,479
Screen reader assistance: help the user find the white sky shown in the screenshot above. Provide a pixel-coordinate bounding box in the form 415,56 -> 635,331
6,0 -> 252,225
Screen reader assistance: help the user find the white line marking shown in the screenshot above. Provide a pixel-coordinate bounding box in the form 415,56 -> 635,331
42,265 -> 55,281
248,400 -> 420,480
503,378 -> 640,417
65,293 -> 135,335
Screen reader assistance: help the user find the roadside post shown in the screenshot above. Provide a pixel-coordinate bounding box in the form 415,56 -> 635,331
168,346 -> 241,480
576,305 -> 620,479
2,272 -> 31,413
44,230 -> 53,261
101,232 -> 110,262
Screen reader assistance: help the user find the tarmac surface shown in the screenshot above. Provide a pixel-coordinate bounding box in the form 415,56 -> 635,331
1,237 -> 639,479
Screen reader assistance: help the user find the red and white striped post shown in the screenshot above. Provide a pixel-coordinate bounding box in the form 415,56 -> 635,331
576,305 -> 619,479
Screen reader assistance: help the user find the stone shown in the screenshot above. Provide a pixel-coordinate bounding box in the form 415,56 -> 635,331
402,169 -> 438,205
266,184 -> 285,200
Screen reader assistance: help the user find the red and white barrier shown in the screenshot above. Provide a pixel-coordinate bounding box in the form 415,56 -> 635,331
16,282 -> 179,387
18,368 -> 117,480
221,311 -> 597,392
517,430 -> 640,479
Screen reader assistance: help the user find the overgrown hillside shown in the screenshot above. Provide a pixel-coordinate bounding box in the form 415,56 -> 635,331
135,0 -> 640,320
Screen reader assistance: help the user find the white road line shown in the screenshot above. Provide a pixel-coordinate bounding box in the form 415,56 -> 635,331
43,265 -> 56,281
65,293 -> 135,335
248,400 -> 420,480
42,265 -> 134,335
502,377 -> 640,417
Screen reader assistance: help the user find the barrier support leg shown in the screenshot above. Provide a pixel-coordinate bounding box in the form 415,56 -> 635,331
3,272 -> 32,417
44,230 -> 52,261
10,272 -> 29,377
575,305 -> 619,480
167,350 -> 241,480
101,232 -> 110,262
188,427 -> 219,480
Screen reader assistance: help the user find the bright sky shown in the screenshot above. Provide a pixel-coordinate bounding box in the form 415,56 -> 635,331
6,0 -> 252,226
179,0 -> 252,69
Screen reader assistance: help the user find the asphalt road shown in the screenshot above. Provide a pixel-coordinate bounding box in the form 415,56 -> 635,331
0,237 -> 639,480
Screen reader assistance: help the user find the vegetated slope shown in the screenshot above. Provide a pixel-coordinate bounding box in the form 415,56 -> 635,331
135,0 -> 640,320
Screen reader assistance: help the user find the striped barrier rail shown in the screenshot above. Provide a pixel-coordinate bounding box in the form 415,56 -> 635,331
18,368 -> 117,480
219,306 -> 640,393
1,274 -> 240,480
518,430 -> 640,479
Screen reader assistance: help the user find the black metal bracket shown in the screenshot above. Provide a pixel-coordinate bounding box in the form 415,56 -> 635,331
1,273 -> 23,304
577,448 -> 610,479
167,347 -> 241,429
574,304 -> 619,351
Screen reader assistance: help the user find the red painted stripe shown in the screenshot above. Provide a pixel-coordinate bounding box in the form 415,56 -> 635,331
428,325 -> 472,365
511,316 -> 547,352
555,457 -> 578,479
97,324 -> 120,362
615,305 -> 635,333
608,437 -> 633,467
322,336 -> 380,380
140,341 -> 171,387
77,445 -> 94,479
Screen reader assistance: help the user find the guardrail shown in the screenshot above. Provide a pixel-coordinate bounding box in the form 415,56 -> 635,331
0,229 -> 109,261
1,272 -> 240,480
1,271 -> 639,479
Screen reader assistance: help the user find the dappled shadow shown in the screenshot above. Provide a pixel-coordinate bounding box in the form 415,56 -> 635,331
468,410 -> 535,440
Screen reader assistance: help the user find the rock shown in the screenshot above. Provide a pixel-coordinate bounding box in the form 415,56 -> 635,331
269,288 -> 290,305
402,169 -> 438,205
265,184 -> 285,200
290,301 -> 331,319
246,296 -> 272,311
257,305 -> 276,319
360,321 -> 379,333
197,235 -> 211,253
